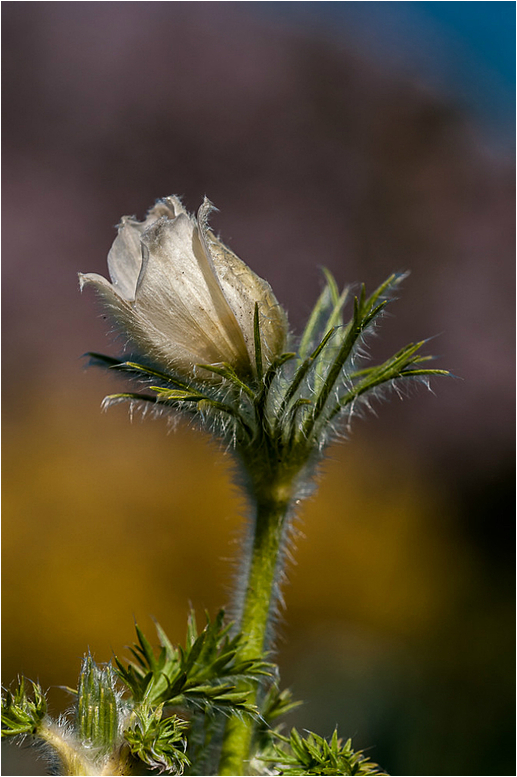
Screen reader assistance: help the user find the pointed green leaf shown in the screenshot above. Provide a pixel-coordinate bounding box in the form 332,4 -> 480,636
254,303 -> 264,382
196,363 -> 256,400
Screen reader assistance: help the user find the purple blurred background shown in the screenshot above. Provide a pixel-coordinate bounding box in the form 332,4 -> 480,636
3,3 -> 515,775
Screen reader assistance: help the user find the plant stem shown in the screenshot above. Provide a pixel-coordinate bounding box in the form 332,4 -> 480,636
38,722 -> 96,776
218,482 -> 291,775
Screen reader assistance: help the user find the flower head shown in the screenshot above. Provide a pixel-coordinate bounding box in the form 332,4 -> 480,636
81,199 -> 448,461
79,196 -> 288,381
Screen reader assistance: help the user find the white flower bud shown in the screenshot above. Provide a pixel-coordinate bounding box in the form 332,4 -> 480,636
80,196 -> 288,381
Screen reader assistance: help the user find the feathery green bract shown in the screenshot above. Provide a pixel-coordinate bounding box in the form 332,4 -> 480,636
252,686 -> 303,755
298,268 -> 347,362
1,613 -> 382,775
88,271 -> 448,465
124,701 -> 189,774
196,363 -> 257,401
150,387 -> 205,402
260,687 -> 302,728
114,611 -> 272,715
265,728 -> 388,776
1,677 -> 47,737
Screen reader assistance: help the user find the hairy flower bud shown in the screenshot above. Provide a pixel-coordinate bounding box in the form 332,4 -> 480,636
79,196 -> 288,380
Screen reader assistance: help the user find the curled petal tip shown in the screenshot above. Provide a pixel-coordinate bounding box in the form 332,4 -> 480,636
202,194 -> 217,210
197,197 -> 218,229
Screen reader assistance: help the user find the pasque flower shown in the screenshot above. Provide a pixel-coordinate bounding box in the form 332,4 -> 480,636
3,195 -> 449,777
79,196 -> 288,380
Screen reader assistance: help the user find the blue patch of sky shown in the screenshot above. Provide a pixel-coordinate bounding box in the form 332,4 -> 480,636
255,1 -> 515,149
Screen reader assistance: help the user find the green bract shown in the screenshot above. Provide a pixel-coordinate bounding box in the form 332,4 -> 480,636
91,270 -> 447,475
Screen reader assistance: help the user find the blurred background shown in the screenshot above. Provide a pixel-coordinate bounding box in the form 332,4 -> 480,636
2,2 -> 515,775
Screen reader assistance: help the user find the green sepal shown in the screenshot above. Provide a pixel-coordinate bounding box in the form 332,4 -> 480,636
196,363 -> 256,400
396,368 -> 450,378
329,342 -> 450,421
101,392 -> 161,406
276,327 -> 336,430
1,677 -> 47,738
256,352 -> 297,413
115,611 -> 272,715
298,282 -> 331,361
111,361 -> 192,389
84,351 -> 123,368
124,701 -> 190,774
312,280 -> 350,390
263,727 -> 388,775
298,269 -> 346,361
76,655 -> 119,753
301,285 -> 393,441
150,387 -> 204,402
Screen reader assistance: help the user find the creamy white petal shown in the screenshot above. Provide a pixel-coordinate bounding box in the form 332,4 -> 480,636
137,213 -> 251,373
107,197 -> 186,301
156,196 -> 187,219
107,218 -> 144,301
79,269 -> 208,373
78,271 -> 133,327
197,199 -> 288,368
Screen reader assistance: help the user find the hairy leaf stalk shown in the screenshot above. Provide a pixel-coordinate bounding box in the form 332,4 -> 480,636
219,478 -> 294,775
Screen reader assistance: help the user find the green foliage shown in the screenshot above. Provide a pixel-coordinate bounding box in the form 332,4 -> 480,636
293,272 -> 447,446
89,272 -> 449,471
76,655 -> 120,752
3,269 -> 447,773
298,268 -> 348,362
252,686 -> 303,756
114,611 -> 272,715
124,702 -> 190,774
265,728 -> 388,776
1,615 -> 387,776
261,686 -> 302,729
1,677 -> 47,737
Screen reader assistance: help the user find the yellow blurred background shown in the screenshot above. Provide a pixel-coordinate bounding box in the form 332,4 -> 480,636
3,376 -> 512,775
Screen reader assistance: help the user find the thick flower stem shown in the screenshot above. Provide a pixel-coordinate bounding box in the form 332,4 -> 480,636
38,722 -> 136,776
38,722 -> 96,776
218,483 -> 291,776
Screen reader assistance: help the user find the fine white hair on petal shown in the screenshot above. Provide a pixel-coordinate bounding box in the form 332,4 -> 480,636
138,213 -> 250,371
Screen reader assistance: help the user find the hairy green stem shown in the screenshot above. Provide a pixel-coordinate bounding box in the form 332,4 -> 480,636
38,722 -> 96,776
218,483 -> 291,775
37,721 -> 136,776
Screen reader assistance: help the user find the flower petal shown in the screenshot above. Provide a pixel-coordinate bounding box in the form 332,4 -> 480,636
136,212 -> 252,374
197,198 -> 288,368
78,272 -> 133,326
106,218 -> 144,301
107,197 -> 186,301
